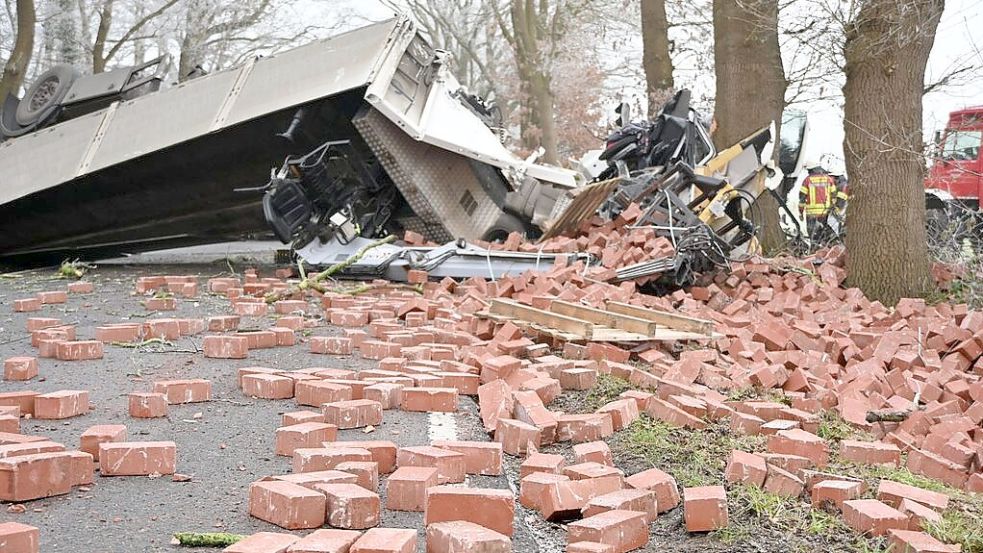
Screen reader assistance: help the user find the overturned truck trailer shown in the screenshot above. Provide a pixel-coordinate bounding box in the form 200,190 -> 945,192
0,17 -> 579,265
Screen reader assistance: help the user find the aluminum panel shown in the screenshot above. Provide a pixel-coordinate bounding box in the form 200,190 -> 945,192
0,111 -> 104,205
87,69 -> 240,172
355,107 -> 503,243
223,19 -> 399,127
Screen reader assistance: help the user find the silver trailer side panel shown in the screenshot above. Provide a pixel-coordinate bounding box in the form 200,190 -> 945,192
0,19 -> 401,205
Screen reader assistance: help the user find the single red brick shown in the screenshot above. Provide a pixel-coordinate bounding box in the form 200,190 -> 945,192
842,499 -> 907,536
296,381 -> 352,407
293,447 -> 372,473
573,441 -> 614,466
568,510 -> 648,553
811,479 -> 863,510
26,317 -> 61,332
315,483 -> 381,529
559,368 -> 598,391
431,440 -> 503,476
763,464 -> 804,498
34,390 -> 89,419
496,418 -> 541,456
425,520 -> 511,553
386,466 -> 438,512
540,476 -> 624,521
13,298 -> 41,312
425,486 -> 516,537
349,528 -> 416,553
0,522 -> 39,553
397,446 -> 465,484
767,429 -> 829,468
335,460 -> 378,491
287,528 -> 362,553
128,392 -> 167,418
144,297 -> 176,311
555,414 -> 614,444
79,424 -> 126,461
242,373 -> 294,399
567,542 -> 616,553
582,489 -> 658,524
266,470 -> 358,491
400,387 -> 458,413
724,450 -> 767,487
311,336 -> 353,355
153,379 -> 211,404
234,302 -> 269,317
876,480 -> 949,511
223,532 -> 299,553
249,480 -> 326,530
202,335 -> 249,359
885,529 -> 960,553
364,383 -> 404,410
625,468 -> 679,513
323,400 -> 383,429
840,440 -> 902,467
595,399 -> 639,431
207,316 -> 240,332
3,357 -> 38,381
331,441 -> 398,474
239,330 -> 277,349
99,441 -> 176,476
0,451 -> 75,501
683,486 -> 728,532
282,410 -> 324,426
37,290 -> 68,304
275,422 -> 338,456
55,341 -> 103,361
898,497 -> 943,531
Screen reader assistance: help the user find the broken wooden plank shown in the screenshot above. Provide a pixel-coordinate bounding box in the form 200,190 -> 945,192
604,301 -> 714,335
549,300 -> 659,336
489,299 -> 594,340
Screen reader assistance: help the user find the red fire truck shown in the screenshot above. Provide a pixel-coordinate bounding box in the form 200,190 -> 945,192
925,105 -> 983,237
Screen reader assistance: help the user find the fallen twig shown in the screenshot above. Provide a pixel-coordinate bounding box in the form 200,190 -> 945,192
265,235 -> 397,303
111,338 -> 174,349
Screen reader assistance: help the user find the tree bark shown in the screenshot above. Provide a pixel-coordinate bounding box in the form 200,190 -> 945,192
508,0 -> 560,165
91,0 -> 114,73
640,0 -> 674,118
712,0 -> 787,254
842,0 -> 941,305
0,0 -> 36,101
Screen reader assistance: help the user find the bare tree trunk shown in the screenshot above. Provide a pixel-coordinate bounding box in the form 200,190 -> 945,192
640,0 -> 674,118
509,0 -> 559,165
843,0 -> 942,305
0,0 -> 35,100
91,0 -> 113,73
712,0 -> 787,254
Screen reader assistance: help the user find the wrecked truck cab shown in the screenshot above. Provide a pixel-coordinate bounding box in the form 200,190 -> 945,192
0,17 -> 579,265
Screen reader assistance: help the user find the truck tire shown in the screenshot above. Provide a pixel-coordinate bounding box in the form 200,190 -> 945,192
15,65 -> 80,127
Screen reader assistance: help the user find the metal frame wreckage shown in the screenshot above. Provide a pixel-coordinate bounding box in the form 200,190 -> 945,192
0,17 -> 782,287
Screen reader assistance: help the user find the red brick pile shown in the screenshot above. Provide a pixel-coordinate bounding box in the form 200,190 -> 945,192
2,237 -> 981,552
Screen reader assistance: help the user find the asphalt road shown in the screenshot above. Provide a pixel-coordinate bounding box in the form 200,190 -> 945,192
0,263 -> 555,553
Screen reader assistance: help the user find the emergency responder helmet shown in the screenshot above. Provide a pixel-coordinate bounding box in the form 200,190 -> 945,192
804,160 -> 822,170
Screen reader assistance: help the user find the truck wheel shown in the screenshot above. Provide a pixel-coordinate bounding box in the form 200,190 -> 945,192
482,213 -> 528,243
15,65 -> 80,127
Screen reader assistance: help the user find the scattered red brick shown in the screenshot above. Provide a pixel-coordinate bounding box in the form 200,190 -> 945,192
99,441 -> 176,476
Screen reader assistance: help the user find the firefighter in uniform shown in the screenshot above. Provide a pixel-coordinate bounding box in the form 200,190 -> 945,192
798,161 -> 847,241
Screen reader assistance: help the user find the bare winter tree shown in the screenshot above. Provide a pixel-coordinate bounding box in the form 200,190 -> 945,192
641,0 -> 674,117
842,0 -> 944,304
88,0 -> 181,73
712,0 -> 787,253
0,0 -> 35,100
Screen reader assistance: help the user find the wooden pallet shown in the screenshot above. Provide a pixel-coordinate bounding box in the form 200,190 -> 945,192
540,178 -> 621,240
482,299 -> 717,342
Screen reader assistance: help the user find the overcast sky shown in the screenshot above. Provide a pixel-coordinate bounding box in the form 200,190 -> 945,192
317,0 -> 982,165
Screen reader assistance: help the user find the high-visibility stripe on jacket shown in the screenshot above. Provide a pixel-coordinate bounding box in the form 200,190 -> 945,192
799,174 -> 837,217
